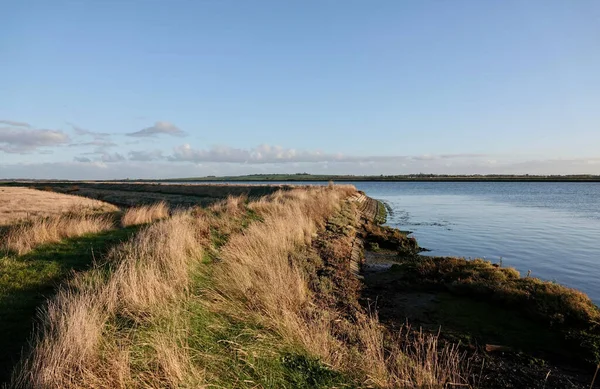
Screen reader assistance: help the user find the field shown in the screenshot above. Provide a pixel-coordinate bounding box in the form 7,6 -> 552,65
0,183 -> 284,384
0,181 -> 287,208
1,182 -> 599,388
0,187 -> 117,226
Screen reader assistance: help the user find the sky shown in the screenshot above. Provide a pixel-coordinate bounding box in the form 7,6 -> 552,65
1,0 -> 599,179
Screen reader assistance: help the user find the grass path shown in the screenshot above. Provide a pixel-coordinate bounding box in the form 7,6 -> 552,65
0,227 -> 139,383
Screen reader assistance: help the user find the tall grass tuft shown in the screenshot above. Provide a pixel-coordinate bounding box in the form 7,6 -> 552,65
121,201 -> 169,227
1,213 -> 115,255
10,212 -> 205,388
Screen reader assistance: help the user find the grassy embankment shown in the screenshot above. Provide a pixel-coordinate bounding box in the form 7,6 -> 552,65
7,186 -> 471,388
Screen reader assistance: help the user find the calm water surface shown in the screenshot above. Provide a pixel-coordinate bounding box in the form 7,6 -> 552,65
352,182 -> 600,303
210,181 -> 600,302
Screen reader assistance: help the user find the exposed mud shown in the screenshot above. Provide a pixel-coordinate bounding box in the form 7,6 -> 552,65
361,249 -> 596,389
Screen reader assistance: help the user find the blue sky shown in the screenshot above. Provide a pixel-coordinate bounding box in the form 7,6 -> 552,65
1,0 -> 599,179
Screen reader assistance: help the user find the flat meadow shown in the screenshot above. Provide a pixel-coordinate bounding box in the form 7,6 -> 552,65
0,186 -> 117,226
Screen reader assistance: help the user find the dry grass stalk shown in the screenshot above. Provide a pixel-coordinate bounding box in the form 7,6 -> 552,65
209,194 -> 247,216
1,213 -> 115,255
121,201 -> 169,227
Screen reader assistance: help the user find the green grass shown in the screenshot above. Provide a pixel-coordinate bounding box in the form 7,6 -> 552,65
96,203 -> 355,388
188,206 -> 354,388
1,195 -> 362,387
364,221 -> 419,254
374,200 -> 387,224
0,227 -> 139,382
184,272 -> 353,388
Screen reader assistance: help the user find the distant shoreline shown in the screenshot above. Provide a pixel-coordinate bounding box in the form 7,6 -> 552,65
157,174 -> 600,183
2,174 -> 600,183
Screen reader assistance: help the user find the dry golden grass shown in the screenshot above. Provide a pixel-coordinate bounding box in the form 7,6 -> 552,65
11,212 -> 206,388
213,186 -> 469,387
11,186 -> 467,388
121,201 -> 170,227
1,213 -> 115,255
0,186 -> 117,226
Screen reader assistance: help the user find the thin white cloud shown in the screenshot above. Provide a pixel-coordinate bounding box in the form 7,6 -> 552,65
410,153 -> 488,161
69,140 -> 118,148
0,120 -> 31,128
129,149 -> 164,161
0,126 -> 70,153
127,121 -> 185,137
170,143 -> 355,164
99,152 -> 126,163
68,123 -> 111,139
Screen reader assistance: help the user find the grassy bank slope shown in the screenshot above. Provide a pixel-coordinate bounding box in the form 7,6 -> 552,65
9,186 -> 469,388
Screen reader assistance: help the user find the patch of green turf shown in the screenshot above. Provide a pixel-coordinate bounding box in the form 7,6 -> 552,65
374,200 -> 387,224
185,286 -> 353,388
0,227 -> 138,383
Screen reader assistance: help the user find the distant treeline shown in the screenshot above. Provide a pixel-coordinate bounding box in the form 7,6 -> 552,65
165,173 -> 600,182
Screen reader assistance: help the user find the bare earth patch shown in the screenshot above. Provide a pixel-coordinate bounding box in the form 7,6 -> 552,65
0,187 -> 118,226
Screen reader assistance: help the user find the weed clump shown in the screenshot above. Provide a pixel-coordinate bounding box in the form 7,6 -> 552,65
364,221 -> 420,255
121,201 -> 169,226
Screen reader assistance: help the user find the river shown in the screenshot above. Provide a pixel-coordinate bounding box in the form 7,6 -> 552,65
354,181 -> 600,303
